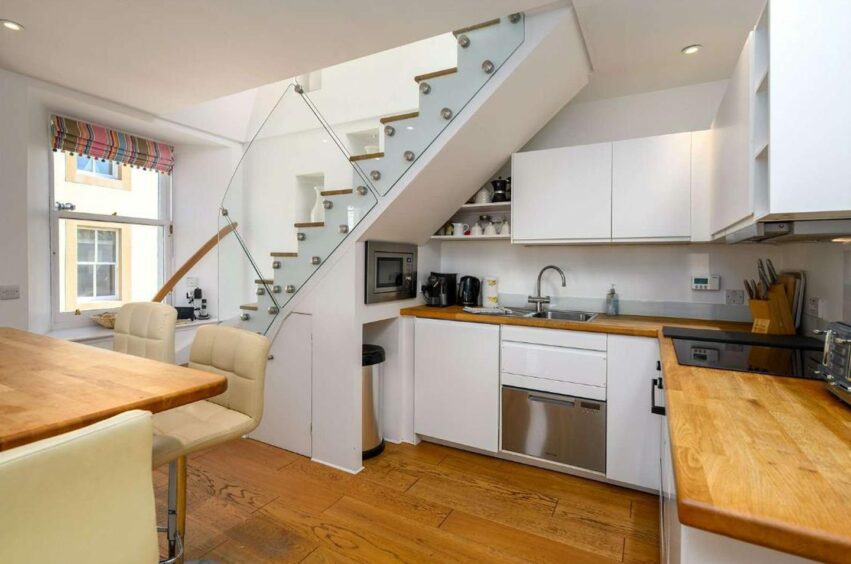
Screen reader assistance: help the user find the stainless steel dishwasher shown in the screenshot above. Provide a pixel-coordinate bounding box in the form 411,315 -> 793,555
501,386 -> 606,473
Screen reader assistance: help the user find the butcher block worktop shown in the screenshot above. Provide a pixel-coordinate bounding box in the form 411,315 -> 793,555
399,304 -> 750,336
660,336 -> 851,563
401,305 -> 851,562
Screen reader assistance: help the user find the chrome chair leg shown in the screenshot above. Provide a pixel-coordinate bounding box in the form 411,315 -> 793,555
164,456 -> 187,564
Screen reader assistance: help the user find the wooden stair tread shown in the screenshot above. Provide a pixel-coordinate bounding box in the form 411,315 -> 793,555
414,67 -> 458,83
453,18 -> 500,36
349,152 -> 384,162
380,111 -> 419,124
240,303 -> 258,311
255,279 -> 273,284
294,222 -> 324,228
271,252 -> 298,257
320,189 -> 353,196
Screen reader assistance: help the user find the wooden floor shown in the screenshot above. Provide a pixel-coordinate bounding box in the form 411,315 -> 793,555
154,439 -> 659,563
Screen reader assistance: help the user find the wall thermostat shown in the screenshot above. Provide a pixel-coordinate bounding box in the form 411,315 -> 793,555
691,275 -> 721,291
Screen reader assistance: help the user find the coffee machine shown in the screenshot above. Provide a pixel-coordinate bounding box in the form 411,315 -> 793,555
186,287 -> 210,320
421,272 -> 457,307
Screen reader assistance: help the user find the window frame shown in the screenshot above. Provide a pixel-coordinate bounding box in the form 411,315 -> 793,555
49,153 -> 173,329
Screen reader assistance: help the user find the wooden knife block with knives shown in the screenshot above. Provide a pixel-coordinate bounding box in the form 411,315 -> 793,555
745,259 -> 797,336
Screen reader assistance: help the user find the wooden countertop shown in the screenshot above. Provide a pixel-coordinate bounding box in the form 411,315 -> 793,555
0,327 -> 228,451
400,304 -> 750,336
402,305 -> 850,561
660,336 -> 851,563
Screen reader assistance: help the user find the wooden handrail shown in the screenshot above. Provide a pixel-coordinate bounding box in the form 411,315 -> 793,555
152,222 -> 238,302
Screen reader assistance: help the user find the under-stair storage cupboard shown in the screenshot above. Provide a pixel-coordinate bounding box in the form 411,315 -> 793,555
414,318 -> 500,452
710,0 -> 851,238
512,132 -> 700,243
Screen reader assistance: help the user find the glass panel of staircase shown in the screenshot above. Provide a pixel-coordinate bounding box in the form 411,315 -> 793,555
218,84 -> 378,334
300,13 -> 525,196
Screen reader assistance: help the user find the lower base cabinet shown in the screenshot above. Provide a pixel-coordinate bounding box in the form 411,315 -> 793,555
606,335 -> 663,490
414,318 -> 500,452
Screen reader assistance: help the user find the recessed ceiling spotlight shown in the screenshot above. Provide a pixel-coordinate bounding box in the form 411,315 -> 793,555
406,126 -> 414,131
681,44 -> 702,55
1,19 -> 24,31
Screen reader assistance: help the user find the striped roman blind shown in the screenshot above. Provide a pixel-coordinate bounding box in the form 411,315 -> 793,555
50,115 -> 175,175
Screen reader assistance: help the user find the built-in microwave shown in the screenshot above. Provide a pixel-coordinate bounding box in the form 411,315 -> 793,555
365,241 -> 417,304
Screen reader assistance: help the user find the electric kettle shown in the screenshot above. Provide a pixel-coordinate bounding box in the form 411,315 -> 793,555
458,276 -> 481,306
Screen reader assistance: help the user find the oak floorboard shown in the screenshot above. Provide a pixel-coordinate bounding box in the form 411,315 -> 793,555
157,438 -> 659,563
440,510 -> 614,564
324,496 -> 524,563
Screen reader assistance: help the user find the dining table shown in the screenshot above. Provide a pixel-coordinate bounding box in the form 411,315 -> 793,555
0,327 -> 228,451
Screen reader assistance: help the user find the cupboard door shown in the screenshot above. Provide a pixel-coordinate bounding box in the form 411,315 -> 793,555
511,143 -> 612,242
606,335 -> 662,490
710,32 -> 753,235
612,132 -> 692,239
414,318 -> 499,452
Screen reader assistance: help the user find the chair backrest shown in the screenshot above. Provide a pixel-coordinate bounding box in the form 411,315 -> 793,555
189,325 -> 271,422
0,410 -> 158,564
114,302 -> 177,363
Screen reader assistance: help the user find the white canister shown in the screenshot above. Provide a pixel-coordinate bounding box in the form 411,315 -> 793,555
483,276 -> 499,306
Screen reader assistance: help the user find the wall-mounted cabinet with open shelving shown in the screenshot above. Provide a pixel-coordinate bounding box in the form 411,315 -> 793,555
431,197 -> 512,241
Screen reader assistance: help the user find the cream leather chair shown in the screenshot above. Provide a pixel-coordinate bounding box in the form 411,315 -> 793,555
0,410 -> 158,564
152,324 -> 271,560
114,302 -> 177,363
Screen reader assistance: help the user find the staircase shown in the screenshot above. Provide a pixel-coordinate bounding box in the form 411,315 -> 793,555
218,8 -> 589,335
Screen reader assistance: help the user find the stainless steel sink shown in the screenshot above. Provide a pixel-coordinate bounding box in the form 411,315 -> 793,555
530,310 -> 598,322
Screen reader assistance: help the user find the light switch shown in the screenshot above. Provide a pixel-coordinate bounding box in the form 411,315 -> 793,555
0,285 -> 20,300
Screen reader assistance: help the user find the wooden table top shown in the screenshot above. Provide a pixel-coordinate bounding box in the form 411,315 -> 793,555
400,305 -> 750,337
0,327 -> 227,451
660,336 -> 851,563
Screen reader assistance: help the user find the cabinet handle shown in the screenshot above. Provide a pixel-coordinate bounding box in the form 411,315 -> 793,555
529,395 -> 575,408
651,377 -> 666,416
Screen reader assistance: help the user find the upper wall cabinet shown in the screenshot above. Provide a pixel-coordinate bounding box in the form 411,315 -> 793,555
710,32 -> 753,236
511,143 -> 612,243
611,132 -> 692,241
710,1 -> 851,238
512,132 -> 704,244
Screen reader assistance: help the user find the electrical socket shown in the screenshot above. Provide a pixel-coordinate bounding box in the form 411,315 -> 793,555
0,285 -> 20,300
725,289 -> 745,305
806,297 -> 820,317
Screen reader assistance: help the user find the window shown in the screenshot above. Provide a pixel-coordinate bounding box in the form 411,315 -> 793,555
51,151 -> 171,326
65,154 -> 130,189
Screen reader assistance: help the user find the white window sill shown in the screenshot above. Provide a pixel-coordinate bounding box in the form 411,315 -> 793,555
46,317 -> 219,343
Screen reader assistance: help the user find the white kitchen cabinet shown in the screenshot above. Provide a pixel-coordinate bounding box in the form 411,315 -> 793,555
414,318 -> 499,452
612,132 -> 692,240
690,130 -> 712,242
607,335 -> 662,491
511,142 -> 612,243
710,32 -> 753,237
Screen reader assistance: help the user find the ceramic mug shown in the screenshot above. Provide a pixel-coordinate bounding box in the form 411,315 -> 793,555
452,222 -> 469,237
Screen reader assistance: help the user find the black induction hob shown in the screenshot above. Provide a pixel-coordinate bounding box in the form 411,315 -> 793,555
662,327 -> 824,380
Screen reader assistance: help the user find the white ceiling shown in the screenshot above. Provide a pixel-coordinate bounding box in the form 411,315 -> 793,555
0,0 -> 545,114
572,0 -> 765,102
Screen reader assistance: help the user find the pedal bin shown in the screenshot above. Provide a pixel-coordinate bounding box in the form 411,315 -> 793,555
362,344 -> 386,459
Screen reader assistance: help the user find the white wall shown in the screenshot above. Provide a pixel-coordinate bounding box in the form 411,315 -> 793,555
0,69 -> 31,329
524,80 -> 729,150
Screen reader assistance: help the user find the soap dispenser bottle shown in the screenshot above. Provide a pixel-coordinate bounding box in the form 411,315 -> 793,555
606,284 -> 619,316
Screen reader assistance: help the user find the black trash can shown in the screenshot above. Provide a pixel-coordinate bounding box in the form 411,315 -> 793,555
362,344 -> 386,459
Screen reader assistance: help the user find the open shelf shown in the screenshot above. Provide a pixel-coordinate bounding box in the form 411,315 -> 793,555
455,201 -> 511,213
431,234 -> 510,241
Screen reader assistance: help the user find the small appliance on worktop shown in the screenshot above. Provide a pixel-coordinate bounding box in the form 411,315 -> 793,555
816,322 -> 851,406
365,241 -> 417,304
421,272 -> 457,307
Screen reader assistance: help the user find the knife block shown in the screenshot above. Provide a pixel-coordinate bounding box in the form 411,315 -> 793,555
749,285 -> 796,335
